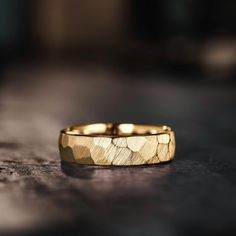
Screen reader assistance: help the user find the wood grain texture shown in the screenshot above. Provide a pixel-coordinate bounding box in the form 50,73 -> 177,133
0,67 -> 236,236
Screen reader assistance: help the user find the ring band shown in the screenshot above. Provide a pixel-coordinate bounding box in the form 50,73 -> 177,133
59,123 -> 176,166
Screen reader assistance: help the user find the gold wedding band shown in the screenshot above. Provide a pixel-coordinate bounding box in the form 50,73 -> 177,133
59,123 -> 176,166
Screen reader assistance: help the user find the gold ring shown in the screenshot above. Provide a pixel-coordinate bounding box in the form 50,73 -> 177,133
59,123 -> 176,166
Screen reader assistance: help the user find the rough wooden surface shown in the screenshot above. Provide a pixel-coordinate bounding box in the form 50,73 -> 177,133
0,66 -> 236,236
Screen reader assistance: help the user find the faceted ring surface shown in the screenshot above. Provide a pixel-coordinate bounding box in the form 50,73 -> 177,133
59,123 -> 176,166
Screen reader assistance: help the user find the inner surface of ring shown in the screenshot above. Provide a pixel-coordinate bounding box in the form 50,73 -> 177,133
64,123 -> 171,137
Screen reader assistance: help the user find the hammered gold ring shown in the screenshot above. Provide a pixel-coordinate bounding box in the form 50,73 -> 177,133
59,123 -> 176,166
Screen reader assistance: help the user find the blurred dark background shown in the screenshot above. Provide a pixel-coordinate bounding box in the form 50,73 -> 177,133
0,1 -> 236,236
0,0 -> 236,77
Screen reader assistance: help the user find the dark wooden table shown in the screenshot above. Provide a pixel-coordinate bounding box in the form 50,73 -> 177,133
0,66 -> 236,236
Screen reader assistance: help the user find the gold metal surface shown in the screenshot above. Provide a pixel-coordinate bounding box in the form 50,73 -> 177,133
59,123 -> 176,166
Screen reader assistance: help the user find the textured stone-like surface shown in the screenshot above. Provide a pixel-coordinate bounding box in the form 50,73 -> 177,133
59,132 -> 175,165
1,67 -> 236,236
